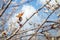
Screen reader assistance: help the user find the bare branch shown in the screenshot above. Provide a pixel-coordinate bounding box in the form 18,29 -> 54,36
0,0 -> 12,17
6,1 -> 47,40
6,0 -> 60,40
28,6 -> 59,40
46,20 -> 60,24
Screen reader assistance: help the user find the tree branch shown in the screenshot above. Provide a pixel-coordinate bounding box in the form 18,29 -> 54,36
46,20 -> 60,24
0,0 -> 12,17
6,1 -> 47,40
28,6 -> 59,40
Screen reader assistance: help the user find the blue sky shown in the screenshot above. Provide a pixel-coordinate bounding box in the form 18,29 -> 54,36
0,0 -> 60,39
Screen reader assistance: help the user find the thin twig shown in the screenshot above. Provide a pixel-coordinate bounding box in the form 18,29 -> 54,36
0,0 -> 12,17
46,20 -> 60,24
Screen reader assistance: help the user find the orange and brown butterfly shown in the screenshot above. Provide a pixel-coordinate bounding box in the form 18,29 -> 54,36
16,12 -> 24,18
16,12 -> 24,21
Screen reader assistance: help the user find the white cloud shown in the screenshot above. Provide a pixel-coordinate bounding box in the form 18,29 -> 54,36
20,5 -> 36,24
20,0 -> 27,4
27,31 -> 34,34
37,0 -> 47,5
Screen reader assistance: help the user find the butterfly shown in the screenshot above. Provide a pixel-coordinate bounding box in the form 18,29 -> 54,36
16,12 -> 24,18
16,12 -> 24,21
